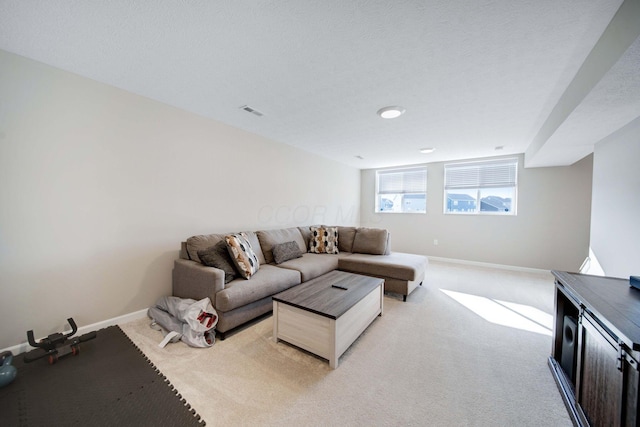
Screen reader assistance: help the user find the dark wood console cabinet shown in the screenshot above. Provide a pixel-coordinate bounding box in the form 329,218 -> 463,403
549,271 -> 640,427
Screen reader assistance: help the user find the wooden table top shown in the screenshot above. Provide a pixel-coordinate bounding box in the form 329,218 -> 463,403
272,270 -> 383,319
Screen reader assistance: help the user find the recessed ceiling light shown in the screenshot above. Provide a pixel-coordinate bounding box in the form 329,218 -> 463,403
420,147 -> 435,154
377,106 -> 405,119
495,145 -> 504,151
355,155 -> 364,160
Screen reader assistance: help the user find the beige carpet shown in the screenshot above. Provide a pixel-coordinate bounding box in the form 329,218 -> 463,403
120,260 -> 572,426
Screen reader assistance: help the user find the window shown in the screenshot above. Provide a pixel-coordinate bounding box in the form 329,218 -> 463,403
444,158 -> 517,215
376,166 -> 427,213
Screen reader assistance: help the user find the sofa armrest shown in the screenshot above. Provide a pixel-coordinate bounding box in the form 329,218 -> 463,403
172,259 -> 225,307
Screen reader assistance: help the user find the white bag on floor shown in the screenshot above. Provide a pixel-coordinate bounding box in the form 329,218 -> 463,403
147,296 -> 217,348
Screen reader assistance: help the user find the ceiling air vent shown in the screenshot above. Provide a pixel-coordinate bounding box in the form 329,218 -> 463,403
240,105 -> 264,117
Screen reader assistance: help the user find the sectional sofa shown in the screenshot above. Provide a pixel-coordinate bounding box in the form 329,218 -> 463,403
172,226 -> 428,338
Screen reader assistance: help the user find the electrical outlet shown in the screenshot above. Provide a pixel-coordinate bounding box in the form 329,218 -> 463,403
433,239 -> 438,245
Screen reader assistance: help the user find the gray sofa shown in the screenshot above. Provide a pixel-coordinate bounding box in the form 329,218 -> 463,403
172,226 -> 427,338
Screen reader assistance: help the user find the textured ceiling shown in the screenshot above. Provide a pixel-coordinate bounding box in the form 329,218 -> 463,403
1,0 -> 638,169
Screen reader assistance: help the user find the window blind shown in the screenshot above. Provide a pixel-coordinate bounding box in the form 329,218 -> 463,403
377,167 -> 426,194
444,159 -> 517,190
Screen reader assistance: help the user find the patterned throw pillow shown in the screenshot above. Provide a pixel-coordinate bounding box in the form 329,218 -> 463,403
225,232 -> 260,279
197,241 -> 238,284
309,226 -> 339,254
272,241 -> 303,264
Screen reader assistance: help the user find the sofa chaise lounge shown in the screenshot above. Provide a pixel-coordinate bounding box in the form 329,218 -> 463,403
172,226 -> 428,338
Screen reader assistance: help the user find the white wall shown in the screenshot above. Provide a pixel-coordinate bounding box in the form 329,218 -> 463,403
590,117 -> 640,278
361,154 -> 593,271
0,50 -> 360,349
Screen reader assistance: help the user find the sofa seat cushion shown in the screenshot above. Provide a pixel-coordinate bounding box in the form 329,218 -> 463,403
215,265 -> 301,312
276,252 -> 350,282
338,252 -> 427,282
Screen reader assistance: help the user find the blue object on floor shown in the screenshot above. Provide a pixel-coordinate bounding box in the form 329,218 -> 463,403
631,276 -> 640,290
0,351 -> 17,388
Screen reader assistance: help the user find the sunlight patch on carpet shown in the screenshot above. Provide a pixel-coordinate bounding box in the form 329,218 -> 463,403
440,289 -> 553,336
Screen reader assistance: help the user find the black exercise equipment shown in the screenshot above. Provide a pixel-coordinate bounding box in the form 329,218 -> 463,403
23,318 -> 97,364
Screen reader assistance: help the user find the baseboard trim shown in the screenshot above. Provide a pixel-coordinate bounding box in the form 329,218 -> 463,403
428,256 -> 551,275
1,309 -> 148,356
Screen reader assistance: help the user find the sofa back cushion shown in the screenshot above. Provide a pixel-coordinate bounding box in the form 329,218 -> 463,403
352,227 -> 389,255
298,226 -> 312,249
186,230 -> 266,265
256,227 -> 306,264
337,226 -> 357,253
179,242 -> 190,260
186,233 -> 226,263
241,231 -> 267,265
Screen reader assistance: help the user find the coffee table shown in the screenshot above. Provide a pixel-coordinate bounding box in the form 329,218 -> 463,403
272,270 -> 384,368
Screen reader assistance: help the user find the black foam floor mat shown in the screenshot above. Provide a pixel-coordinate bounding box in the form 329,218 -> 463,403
0,325 -> 205,426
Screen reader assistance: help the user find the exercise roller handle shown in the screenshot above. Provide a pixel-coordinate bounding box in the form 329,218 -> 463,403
26,329 -> 39,348
65,318 -> 78,338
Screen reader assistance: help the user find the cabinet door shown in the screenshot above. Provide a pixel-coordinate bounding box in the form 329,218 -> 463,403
624,353 -> 639,427
578,313 -> 623,427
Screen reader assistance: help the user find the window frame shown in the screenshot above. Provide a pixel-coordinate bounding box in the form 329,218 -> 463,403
443,158 -> 518,216
375,166 -> 427,214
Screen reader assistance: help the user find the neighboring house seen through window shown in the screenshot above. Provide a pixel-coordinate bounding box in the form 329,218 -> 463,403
376,166 -> 427,213
444,158 -> 517,215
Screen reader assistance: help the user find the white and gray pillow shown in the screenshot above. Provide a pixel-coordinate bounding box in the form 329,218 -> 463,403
225,232 -> 260,279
